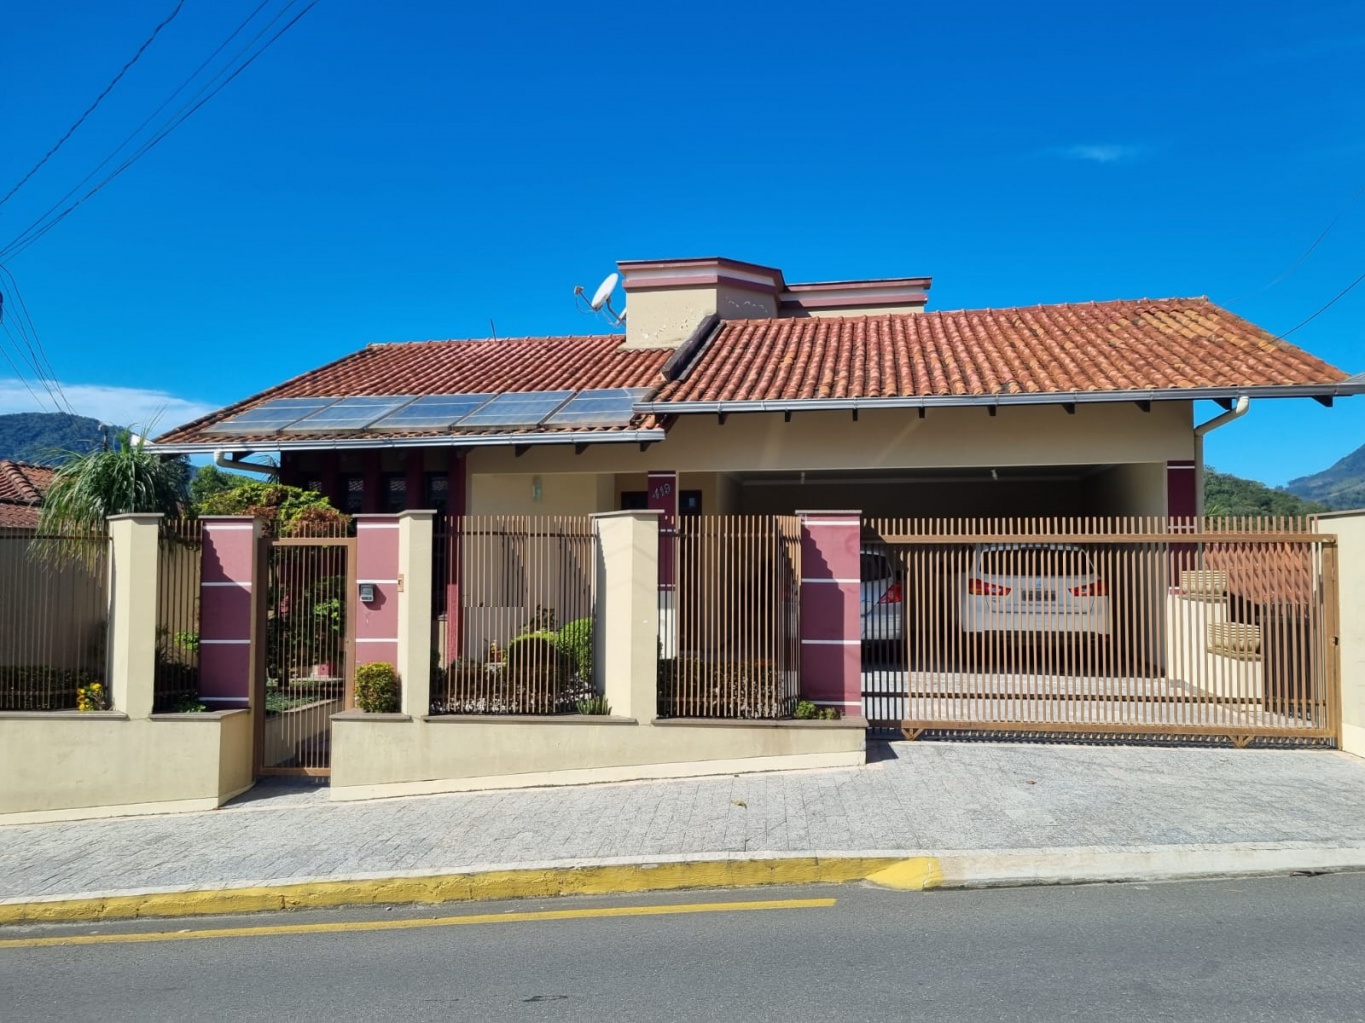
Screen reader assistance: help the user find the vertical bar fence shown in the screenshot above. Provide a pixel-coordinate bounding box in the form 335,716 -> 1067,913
0,526 -> 109,710
860,516 -> 1336,746
433,515 -> 598,715
658,515 -> 802,719
154,518 -> 203,712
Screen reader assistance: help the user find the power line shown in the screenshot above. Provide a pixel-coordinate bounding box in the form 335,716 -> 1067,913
0,0 -> 187,209
0,265 -> 73,414
1279,267 -> 1365,339
0,0 -> 319,263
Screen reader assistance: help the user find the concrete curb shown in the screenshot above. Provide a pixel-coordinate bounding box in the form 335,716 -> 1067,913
4,844 -> 1364,924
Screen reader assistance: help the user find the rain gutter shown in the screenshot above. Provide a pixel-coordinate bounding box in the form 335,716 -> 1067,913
149,428 -> 668,457
632,382 -> 1365,416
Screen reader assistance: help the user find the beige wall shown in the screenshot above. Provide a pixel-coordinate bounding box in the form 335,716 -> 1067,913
330,717 -> 865,798
738,478 -> 1095,518
624,283 -> 779,350
1320,512 -> 1365,756
0,709 -> 253,823
468,471 -> 614,515
468,402 -> 1195,477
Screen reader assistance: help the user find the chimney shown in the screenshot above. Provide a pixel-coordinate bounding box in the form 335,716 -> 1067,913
615,256 -> 935,350
617,257 -> 784,350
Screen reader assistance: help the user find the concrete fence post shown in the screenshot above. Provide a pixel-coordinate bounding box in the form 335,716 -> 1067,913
593,510 -> 660,721
106,513 -> 163,719
198,516 -> 263,711
396,511 -> 434,717
798,510 -> 864,717
1318,512 -> 1364,757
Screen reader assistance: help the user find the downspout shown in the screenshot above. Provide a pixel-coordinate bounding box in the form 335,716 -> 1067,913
1192,396 -> 1250,516
214,450 -> 280,478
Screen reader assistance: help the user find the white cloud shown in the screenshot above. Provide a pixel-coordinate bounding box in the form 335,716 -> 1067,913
1053,143 -> 1146,164
0,379 -> 217,433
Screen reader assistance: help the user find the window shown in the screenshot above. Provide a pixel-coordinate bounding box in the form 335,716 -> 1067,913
384,474 -> 407,513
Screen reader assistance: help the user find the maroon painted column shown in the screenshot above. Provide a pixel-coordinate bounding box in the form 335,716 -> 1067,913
798,510 -> 863,717
361,451 -> 382,514
320,451 -> 341,508
355,515 -> 402,670
649,471 -> 679,657
1167,459 -> 1198,580
648,471 -> 678,589
198,516 -> 262,709
404,450 -> 425,510
445,451 -> 467,660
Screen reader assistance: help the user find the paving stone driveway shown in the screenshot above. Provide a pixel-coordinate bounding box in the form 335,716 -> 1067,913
5,742 -> 1365,901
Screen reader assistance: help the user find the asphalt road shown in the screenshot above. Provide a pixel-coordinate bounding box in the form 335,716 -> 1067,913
4,874 -> 1365,1022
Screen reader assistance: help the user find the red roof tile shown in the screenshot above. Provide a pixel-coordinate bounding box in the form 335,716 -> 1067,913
0,461 -> 54,528
156,335 -> 669,446
656,298 -> 1349,404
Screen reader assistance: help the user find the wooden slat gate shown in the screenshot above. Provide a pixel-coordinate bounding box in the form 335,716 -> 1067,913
254,535 -> 357,776
861,518 -> 1339,746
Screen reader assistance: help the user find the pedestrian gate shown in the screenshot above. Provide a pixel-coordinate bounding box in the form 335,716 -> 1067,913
254,535 -> 357,776
861,518 -> 1340,746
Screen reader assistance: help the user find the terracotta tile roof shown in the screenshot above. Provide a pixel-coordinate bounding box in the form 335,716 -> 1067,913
156,335 -> 670,446
0,461 -> 55,528
655,298 -> 1350,405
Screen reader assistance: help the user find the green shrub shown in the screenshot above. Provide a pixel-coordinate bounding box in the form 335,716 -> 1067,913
76,681 -> 108,712
354,661 -> 401,713
504,637 -> 572,714
557,617 -> 594,680
505,631 -> 558,655
171,694 -> 207,713
575,694 -> 611,715
0,667 -> 99,711
794,699 -> 840,721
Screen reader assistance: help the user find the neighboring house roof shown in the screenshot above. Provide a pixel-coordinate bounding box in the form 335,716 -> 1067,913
155,335 -> 673,449
0,460 -> 55,528
641,298 -> 1354,412
152,296 -> 1360,452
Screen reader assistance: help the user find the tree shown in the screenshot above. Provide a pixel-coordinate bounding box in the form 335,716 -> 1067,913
188,464 -> 243,510
198,480 -> 348,536
38,428 -> 189,537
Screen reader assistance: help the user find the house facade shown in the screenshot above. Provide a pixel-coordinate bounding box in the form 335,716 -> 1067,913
152,256 -> 1362,525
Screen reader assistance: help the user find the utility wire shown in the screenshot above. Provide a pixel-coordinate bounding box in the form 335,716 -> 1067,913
0,0 -> 187,209
0,265 -> 73,413
0,0 -> 317,262
1279,267 -> 1365,339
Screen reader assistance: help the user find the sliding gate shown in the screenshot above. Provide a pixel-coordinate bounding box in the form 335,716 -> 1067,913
862,518 -> 1339,746
254,535 -> 357,776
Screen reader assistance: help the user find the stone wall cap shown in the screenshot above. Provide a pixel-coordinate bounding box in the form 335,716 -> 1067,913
652,715 -> 869,729
0,710 -> 130,721
423,713 -> 639,725
332,710 -> 412,722
149,708 -> 249,721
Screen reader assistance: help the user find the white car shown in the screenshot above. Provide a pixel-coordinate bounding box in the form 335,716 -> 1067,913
861,549 -> 903,642
959,543 -> 1111,636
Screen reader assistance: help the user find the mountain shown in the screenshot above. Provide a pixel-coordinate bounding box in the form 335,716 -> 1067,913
1204,467 -> 1329,517
0,412 -> 108,465
1285,444 -> 1365,511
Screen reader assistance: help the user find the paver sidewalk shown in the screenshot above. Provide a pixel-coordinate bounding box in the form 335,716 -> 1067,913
6,742 -> 1365,902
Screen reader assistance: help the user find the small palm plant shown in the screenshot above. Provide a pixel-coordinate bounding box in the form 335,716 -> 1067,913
37,427 -> 188,564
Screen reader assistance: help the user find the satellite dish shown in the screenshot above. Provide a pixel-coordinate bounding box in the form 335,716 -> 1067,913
590,272 -> 619,311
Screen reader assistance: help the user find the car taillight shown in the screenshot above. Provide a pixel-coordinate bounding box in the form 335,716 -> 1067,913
1071,580 -> 1108,597
878,582 -> 902,605
967,578 -> 1011,596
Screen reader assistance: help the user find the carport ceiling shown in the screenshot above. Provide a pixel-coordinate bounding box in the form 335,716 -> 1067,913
736,465 -> 1115,486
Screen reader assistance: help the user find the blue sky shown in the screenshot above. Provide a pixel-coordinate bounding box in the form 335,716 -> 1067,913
1,0 -> 1363,485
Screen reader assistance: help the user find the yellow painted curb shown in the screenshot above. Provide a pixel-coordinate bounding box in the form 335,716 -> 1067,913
0,857 -> 906,925
864,857 -> 944,891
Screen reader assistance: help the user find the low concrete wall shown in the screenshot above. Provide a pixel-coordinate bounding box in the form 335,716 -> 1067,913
0,708 -> 253,824
329,714 -> 867,800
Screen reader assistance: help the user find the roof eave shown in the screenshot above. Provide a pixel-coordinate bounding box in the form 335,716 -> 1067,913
145,428 -> 669,456
633,382 -> 1365,416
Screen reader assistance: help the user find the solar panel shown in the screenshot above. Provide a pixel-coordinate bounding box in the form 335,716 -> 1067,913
283,396 -> 416,433
544,388 -> 652,427
455,390 -> 574,428
204,397 -> 341,434
367,393 -> 496,431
